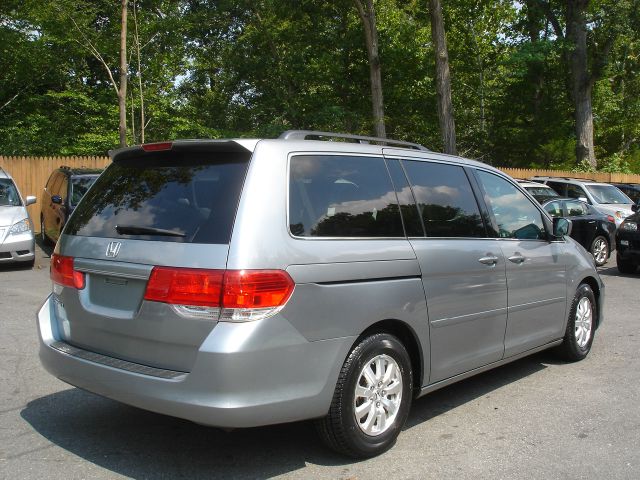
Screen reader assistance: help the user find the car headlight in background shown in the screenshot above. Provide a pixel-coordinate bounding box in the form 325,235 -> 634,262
615,211 -> 627,220
8,218 -> 31,236
620,220 -> 638,231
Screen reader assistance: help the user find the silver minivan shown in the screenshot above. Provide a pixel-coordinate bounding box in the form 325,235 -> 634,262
37,131 -> 604,457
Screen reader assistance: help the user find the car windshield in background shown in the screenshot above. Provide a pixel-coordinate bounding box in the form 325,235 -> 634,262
0,179 -> 21,206
586,185 -> 632,204
65,153 -> 249,244
70,175 -> 99,206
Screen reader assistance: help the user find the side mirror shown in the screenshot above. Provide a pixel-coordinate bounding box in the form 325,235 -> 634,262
633,203 -> 639,213
25,196 -> 37,206
553,217 -> 572,237
51,195 -> 62,205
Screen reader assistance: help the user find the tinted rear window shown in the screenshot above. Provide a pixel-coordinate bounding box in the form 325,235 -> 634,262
65,152 -> 249,244
289,155 -> 404,237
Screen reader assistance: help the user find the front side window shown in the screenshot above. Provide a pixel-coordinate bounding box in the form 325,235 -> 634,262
70,175 -> 99,206
546,181 -> 566,196
477,171 -> 547,240
0,179 -> 21,206
402,160 -> 485,238
567,184 -> 588,201
289,155 -> 404,237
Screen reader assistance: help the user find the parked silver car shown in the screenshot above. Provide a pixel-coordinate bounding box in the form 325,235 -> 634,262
0,167 -> 36,266
531,176 -> 635,227
37,132 -> 604,457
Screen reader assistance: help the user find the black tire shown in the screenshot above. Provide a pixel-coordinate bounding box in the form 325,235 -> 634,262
589,235 -> 609,267
556,283 -> 597,362
617,254 -> 637,274
315,333 -> 413,458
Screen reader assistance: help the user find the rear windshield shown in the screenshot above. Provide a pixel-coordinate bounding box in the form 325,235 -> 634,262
64,152 -> 249,244
0,178 -> 22,206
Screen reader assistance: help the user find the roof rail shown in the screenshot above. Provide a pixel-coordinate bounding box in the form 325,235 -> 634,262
279,130 -> 430,151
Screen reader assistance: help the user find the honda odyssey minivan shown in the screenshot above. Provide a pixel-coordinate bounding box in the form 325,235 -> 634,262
37,131 -> 604,457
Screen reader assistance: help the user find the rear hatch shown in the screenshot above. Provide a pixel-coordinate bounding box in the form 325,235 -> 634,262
53,141 -> 254,372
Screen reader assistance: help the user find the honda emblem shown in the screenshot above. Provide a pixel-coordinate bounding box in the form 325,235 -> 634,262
106,241 -> 122,258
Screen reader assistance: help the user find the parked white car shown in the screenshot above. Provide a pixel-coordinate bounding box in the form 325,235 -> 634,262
0,167 -> 36,267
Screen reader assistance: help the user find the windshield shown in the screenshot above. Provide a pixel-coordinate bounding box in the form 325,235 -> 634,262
70,175 -> 99,206
585,185 -> 632,205
526,186 -> 559,197
0,179 -> 22,206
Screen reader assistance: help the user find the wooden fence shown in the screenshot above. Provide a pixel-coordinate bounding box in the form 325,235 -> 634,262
2,155 -> 640,233
0,156 -> 110,232
500,168 -> 640,184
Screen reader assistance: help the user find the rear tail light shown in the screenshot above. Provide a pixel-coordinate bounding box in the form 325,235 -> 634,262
144,267 -> 294,322
51,254 -> 85,289
607,215 -> 615,224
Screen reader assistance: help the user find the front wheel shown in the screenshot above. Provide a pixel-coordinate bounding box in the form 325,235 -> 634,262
590,235 -> 609,266
316,333 -> 413,458
556,283 -> 596,361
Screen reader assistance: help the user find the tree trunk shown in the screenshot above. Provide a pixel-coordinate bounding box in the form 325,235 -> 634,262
118,0 -> 128,148
353,0 -> 386,138
428,0 -> 457,155
133,0 -> 144,144
566,0 -> 596,168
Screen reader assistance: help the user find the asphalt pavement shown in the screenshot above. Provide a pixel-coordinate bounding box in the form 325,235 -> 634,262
1,242 -> 639,479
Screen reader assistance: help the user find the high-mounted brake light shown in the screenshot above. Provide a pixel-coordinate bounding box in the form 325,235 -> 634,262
143,267 -> 295,322
51,254 -> 85,289
141,142 -> 173,152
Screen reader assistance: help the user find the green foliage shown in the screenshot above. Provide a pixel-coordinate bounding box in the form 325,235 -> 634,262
0,0 -> 638,172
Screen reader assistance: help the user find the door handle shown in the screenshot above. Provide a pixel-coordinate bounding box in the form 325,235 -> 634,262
508,254 -> 526,264
478,255 -> 499,266
588,220 -> 595,224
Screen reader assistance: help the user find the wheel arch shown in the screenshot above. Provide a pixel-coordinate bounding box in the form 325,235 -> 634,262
579,276 -> 601,328
356,319 -> 424,396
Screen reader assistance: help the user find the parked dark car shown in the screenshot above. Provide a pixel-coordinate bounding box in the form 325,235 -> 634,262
41,166 -> 102,243
611,183 -> 640,204
616,205 -> 640,273
542,197 -> 616,266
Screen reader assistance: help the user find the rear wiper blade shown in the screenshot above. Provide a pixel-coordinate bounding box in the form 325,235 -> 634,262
115,225 -> 186,237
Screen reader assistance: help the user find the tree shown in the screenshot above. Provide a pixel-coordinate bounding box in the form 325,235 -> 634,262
118,0 -> 128,147
353,0 -> 386,138
428,0 -> 457,154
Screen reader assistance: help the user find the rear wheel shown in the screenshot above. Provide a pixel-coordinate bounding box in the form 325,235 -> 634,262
617,254 -> 637,274
316,333 -> 413,458
590,236 -> 609,266
556,283 -> 596,361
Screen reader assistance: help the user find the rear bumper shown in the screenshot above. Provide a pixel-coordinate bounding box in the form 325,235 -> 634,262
0,233 -> 35,263
37,295 -> 354,428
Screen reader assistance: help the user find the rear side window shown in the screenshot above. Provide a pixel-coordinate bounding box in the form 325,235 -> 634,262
289,155 -> 404,237
401,160 -> 485,238
65,152 -> 249,244
546,181 -> 566,196
565,200 -> 588,216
